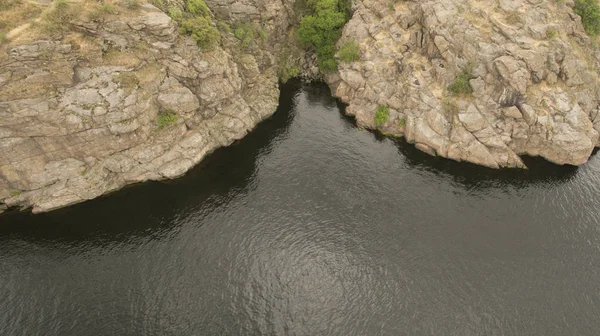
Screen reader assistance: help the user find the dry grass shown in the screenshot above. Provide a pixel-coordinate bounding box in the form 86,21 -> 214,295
102,48 -> 142,67
0,0 -> 43,43
135,63 -> 162,84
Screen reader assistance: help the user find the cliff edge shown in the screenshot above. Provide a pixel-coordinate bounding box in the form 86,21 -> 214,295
0,0 -> 292,212
330,0 -> 600,168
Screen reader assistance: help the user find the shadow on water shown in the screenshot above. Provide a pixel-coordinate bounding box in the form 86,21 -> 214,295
0,79 -> 589,241
391,136 -> 580,188
0,80 -> 302,244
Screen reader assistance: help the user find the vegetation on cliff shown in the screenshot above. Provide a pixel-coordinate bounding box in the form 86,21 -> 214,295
574,0 -> 600,36
174,0 -> 220,50
297,0 -> 352,71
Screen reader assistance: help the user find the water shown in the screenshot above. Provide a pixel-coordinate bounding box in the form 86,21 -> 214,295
1,81 -> 600,335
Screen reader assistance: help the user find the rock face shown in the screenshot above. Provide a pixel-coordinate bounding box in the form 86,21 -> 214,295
330,0 -> 600,168
0,2 -> 290,212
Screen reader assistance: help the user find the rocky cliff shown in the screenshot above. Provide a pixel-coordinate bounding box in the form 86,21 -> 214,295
330,0 -> 600,168
0,0 -> 293,213
2,0 -> 600,213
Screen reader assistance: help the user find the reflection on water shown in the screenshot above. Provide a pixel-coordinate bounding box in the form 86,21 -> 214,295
1,81 -> 600,335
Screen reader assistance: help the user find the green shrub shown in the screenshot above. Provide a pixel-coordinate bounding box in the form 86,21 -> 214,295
157,111 -> 178,128
297,0 -> 352,72
574,0 -> 600,36
546,27 -> 558,39
233,23 -> 266,49
216,20 -> 231,33
186,0 -> 210,17
338,40 -> 359,62
180,16 -> 220,49
448,64 -> 475,96
375,105 -> 389,127
280,65 -> 300,83
168,8 -> 183,22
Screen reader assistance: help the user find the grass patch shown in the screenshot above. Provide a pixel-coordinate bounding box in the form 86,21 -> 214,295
157,111 -> 178,128
37,0 -> 80,36
375,105 -> 389,127
574,0 -> 600,36
546,27 -> 558,39
0,0 -> 42,38
87,2 -> 120,21
120,0 -> 141,10
338,40 -> 359,62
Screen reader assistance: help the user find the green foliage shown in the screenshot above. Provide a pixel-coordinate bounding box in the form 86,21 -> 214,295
186,0 -> 210,17
375,105 -> 389,127
448,64 -> 475,96
233,23 -> 266,49
169,0 -> 221,50
168,8 -> 183,22
574,0 -> 600,36
0,32 -> 7,44
338,40 -> 359,62
180,16 -> 220,49
297,0 -> 351,72
157,111 -> 178,128
216,20 -> 231,33
278,44 -> 302,82
280,66 -> 300,83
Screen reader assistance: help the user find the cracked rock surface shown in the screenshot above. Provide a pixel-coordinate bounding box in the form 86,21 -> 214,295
329,0 -> 600,168
0,3 -> 289,212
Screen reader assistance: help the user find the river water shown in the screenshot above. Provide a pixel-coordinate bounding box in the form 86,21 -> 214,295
1,82 -> 600,335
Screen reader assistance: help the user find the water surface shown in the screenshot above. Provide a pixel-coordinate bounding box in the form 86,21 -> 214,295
1,82 -> 600,335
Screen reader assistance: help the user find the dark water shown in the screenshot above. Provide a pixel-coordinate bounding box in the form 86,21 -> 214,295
2,82 -> 600,336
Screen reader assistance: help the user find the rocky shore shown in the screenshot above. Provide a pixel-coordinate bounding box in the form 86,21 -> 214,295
330,0 -> 600,168
1,0 -> 599,213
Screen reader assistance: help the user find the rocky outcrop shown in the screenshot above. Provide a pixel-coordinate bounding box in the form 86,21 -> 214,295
0,1 -> 290,213
329,0 -> 600,168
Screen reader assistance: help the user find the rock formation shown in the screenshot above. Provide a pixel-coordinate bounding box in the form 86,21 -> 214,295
330,0 -> 600,168
0,0 -> 292,212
